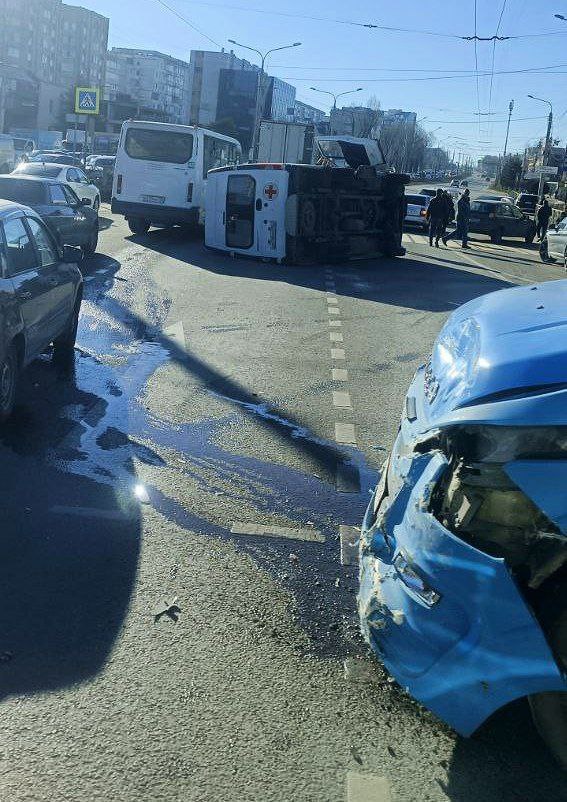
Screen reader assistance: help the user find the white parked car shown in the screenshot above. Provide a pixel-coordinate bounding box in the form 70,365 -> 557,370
13,162 -> 100,212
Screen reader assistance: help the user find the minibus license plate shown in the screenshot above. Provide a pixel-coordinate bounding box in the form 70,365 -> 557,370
142,195 -> 166,205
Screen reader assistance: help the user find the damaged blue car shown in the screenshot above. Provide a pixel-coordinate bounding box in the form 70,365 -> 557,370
359,279 -> 567,767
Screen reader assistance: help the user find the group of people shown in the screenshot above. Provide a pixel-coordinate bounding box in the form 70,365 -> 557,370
426,188 -> 471,249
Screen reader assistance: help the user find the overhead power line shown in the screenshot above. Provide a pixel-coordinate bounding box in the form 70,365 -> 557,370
169,0 -> 567,41
152,0 -> 222,48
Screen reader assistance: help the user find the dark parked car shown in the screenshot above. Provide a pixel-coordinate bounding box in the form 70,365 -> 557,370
516,193 -> 539,215
28,151 -> 84,167
0,176 -> 98,257
468,199 -> 536,244
86,156 -> 115,201
0,201 -> 83,420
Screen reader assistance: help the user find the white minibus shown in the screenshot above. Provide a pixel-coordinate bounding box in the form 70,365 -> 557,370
111,120 -> 241,234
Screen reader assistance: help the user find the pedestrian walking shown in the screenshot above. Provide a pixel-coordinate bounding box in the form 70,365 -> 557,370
445,189 -> 471,248
425,189 -> 446,247
536,199 -> 552,241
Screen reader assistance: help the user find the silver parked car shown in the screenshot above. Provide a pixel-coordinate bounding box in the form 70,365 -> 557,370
540,217 -> 567,268
0,200 -> 83,420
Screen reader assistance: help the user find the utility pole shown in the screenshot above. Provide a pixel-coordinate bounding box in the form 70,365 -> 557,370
503,99 -> 514,158
228,40 -> 301,161
528,94 -> 553,200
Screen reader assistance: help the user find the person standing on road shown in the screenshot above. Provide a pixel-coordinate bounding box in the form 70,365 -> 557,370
536,199 -> 552,241
445,189 -> 471,248
441,191 -> 455,244
426,189 -> 446,247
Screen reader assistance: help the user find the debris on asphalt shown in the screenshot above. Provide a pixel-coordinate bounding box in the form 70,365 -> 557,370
350,746 -> 363,765
289,553 -> 299,565
153,597 -> 181,623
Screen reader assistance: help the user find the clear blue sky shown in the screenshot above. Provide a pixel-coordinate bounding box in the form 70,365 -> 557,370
68,0 -> 567,159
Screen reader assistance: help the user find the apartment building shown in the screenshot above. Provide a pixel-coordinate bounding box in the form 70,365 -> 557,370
104,48 -> 192,129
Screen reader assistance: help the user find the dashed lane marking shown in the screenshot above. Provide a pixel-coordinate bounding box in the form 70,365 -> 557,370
340,525 -> 360,563
329,319 -> 342,328
327,296 -> 339,304
163,320 -> 187,350
330,332 -> 344,343
331,348 -> 346,360
333,390 -> 352,408
328,306 -> 341,316
347,773 -> 392,802
335,422 -> 357,445
230,523 -> 325,543
332,368 -> 349,382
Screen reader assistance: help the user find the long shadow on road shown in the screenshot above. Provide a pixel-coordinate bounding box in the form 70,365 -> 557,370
127,228 -> 512,313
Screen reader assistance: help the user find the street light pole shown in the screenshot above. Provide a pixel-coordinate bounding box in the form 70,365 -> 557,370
503,99 -> 514,158
228,39 -> 301,161
527,94 -> 553,200
310,87 -> 363,134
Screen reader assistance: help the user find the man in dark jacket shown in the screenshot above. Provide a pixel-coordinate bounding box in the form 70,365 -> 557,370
536,199 -> 552,241
425,188 -> 446,247
445,189 -> 471,248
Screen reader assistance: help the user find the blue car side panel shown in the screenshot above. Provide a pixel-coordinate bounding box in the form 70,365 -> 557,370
505,461 -> 567,534
359,452 -> 567,737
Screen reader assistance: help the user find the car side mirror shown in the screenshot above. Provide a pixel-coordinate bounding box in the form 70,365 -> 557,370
62,244 -> 82,263
79,197 -> 91,207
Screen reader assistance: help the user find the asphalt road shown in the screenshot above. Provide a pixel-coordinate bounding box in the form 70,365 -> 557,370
1,178 -> 566,802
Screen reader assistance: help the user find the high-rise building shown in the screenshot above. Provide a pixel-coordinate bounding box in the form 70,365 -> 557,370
103,48 -> 192,131
293,100 -> 326,125
189,50 -> 257,127
329,106 -> 379,137
216,68 -> 258,151
265,77 -> 296,122
0,0 -> 109,131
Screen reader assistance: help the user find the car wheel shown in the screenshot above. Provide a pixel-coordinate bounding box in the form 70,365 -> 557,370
93,197 -> 100,213
529,610 -> 567,769
53,299 -> 80,359
128,217 -> 150,235
0,345 -> 18,423
82,227 -> 98,257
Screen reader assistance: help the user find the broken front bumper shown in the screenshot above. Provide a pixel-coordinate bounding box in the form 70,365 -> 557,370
358,371 -> 567,736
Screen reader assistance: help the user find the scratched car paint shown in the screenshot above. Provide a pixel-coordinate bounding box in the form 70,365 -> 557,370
358,279 -> 567,767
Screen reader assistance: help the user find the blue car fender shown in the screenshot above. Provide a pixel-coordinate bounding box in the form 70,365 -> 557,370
359,452 -> 567,737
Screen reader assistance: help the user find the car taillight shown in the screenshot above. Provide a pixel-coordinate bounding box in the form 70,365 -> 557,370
116,174 -> 122,194
187,182 -> 193,203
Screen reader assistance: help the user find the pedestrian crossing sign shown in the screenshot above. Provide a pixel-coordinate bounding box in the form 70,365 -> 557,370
75,87 -> 100,115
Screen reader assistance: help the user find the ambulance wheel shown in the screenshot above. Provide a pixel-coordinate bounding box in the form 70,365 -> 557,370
128,217 -> 150,235
529,609 -> 567,769
300,200 -> 317,236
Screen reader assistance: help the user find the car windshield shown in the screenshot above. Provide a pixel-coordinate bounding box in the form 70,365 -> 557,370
0,178 -> 46,204
16,164 -> 62,178
406,195 -> 427,205
125,128 -> 194,164
519,194 -> 538,202
470,201 -> 498,213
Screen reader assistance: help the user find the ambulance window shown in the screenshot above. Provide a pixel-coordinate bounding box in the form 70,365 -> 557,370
226,174 -> 256,249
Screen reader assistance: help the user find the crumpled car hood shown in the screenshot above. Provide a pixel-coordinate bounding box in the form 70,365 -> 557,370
424,279 -> 567,427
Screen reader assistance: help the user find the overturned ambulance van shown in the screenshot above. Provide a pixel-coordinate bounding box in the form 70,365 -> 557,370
204,162 -> 408,264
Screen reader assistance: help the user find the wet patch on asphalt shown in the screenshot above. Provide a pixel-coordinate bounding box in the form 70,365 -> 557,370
2,255 -> 380,661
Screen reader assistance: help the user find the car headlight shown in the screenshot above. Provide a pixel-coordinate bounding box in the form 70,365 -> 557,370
430,317 -> 481,405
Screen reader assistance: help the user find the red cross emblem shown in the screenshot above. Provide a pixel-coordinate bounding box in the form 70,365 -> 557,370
264,183 -> 278,200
